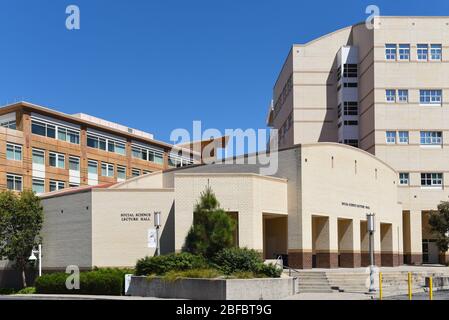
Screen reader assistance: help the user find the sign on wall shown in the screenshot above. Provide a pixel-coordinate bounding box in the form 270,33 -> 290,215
120,213 -> 152,222
148,228 -> 157,248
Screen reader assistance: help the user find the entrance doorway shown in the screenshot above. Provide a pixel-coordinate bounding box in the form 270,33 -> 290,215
380,223 -> 393,266
338,218 -> 355,267
262,214 -> 288,261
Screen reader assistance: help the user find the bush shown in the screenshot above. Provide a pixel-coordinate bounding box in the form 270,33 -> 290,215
0,288 -> 16,295
213,247 -> 262,275
135,253 -> 206,276
163,268 -> 221,281
35,269 -> 129,295
213,248 -> 281,278
16,287 -> 36,294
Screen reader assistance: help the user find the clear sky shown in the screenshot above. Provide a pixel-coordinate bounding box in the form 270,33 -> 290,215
1,0 -> 448,145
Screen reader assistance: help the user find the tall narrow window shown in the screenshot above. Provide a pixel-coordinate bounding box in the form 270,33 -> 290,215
88,160 -> 98,174
69,156 -> 80,171
32,149 -> 45,165
117,166 -> 126,180
32,178 -> 45,194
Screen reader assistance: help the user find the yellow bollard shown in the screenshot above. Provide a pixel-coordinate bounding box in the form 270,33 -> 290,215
429,276 -> 433,301
379,272 -> 383,300
408,272 -> 412,300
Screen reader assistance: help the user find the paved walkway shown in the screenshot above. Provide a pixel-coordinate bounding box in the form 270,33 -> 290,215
286,292 -> 374,300
0,294 -> 176,300
295,265 -> 449,273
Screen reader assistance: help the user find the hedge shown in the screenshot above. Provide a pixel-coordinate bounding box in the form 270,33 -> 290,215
135,252 -> 206,276
35,268 -> 132,295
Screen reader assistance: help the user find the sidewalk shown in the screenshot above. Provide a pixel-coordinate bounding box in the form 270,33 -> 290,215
0,294 -> 176,300
285,292 -> 374,300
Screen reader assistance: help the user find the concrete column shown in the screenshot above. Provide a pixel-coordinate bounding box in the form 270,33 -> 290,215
408,210 -> 423,265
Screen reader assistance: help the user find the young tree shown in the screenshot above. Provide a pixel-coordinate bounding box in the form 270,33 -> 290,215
0,190 -> 44,288
183,186 -> 236,259
428,202 -> 449,253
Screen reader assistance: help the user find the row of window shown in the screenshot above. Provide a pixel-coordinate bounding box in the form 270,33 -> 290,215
385,131 -> 443,145
5,174 -> 79,193
385,44 -> 442,61
279,112 -> 293,142
337,102 -> 358,118
398,173 -> 444,187
0,120 -> 16,129
337,64 -> 358,81
31,119 -> 168,162
385,89 -> 443,105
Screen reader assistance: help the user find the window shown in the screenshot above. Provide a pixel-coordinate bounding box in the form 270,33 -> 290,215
421,173 -> 443,187
386,90 -> 396,102
31,120 -> 55,138
398,131 -> 409,144
386,131 -> 396,144
398,44 -> 410,60
49,180 -> 65,192
343,64 -> 357,78
1,120 -> 16,129
6,174 -> 22,191
49,152 -> 65,169
430,44 -> 442,61
88,160 -> 98,174
420,131 -> 442,145
87,133 -> 125,155
417,44 -> 429,61
343,102 -> 358,115
131,144 -> 164,165
344,82 -> 358,88
117,166 -> 126,180
32,149 -> 45,165
399,173 -> 410,186
6,143 -> 22,161
101,163 -> 114,177
420,90 -> 442,105
57,127 -> 80,144
344,139 -> 359,147
32,178 -> 45,194
398,90 -> 409,103
69,183 -> 80,188
169,154 -> 194,168
132,168 -> 141,177
343,120 -> 358,126
69,156 -> 80,171
385,44 -> 397,60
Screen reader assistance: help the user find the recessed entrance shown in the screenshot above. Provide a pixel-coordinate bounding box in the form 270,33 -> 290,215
360,220 -> 369,267
338,218 -> 355,267
380,223 -> 393,266
422,212 -> 439,264
312,215 -> 336,268
262,214 -> 288,260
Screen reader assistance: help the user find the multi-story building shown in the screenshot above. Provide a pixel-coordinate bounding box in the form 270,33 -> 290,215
0,101 -> 198,194
267,16 -> 449,265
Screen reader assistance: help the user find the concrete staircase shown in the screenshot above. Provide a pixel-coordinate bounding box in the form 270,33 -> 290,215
287,269 -> 449,295
294,271 -> 335,293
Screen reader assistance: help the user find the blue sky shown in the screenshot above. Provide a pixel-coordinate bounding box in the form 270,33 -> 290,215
0,0 -> 448,146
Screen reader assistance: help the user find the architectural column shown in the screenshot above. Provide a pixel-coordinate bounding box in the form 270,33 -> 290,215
407,210 -> 423,265
314,216 -> 338,268
338,219 -> 361,268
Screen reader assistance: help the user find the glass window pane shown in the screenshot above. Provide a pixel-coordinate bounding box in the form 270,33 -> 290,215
47,125 -> 56,138
58,128 -> 67,141
32,121 -> 46,136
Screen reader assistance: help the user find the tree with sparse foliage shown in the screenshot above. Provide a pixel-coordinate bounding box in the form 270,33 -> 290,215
0,190 -> 43,288
182,186 -> 236,259
428,202 -> 449,253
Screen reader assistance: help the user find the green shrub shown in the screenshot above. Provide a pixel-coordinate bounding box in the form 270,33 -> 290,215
35,269 -> 128,295
0,288 -> 16,295
213,247 -> 262,275
16,287 -> 36,294
213,248 -> 282,278
163,268 -> 221,282
256,263 -> 282,278
229,271 -> 255,279
135,253 -> 206,276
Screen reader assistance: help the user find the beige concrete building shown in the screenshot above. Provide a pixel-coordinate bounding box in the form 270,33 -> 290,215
35,143 -> 402,271
267,16 -> 449,265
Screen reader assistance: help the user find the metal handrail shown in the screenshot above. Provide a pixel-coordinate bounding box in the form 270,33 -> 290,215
276,255 -> 301,277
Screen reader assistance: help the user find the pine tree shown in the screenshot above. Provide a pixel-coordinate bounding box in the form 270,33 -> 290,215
183,186 -> 236,259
